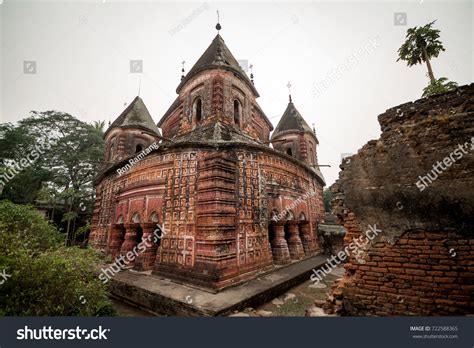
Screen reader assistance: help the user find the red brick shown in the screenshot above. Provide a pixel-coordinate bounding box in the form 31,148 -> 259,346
433,277 -> 456,284
405,269 -> 426,276
388,267 -> 405,274
371,267 -> 388,273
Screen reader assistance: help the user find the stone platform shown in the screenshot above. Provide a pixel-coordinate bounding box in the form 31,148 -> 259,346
109,254 -> 328,316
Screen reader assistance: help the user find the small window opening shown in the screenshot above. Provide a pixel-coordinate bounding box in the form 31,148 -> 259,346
195,98 -> 202,123
234,100 -> 240,125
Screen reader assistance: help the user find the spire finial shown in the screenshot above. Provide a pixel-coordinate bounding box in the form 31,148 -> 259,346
216,10 -> 221,32
287,81 -> 292,103
249,64 -> 254,84
312,123 -> 316,134
181,60 -> 186,81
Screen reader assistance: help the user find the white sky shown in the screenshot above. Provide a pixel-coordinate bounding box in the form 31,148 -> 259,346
1,0 -> 472,185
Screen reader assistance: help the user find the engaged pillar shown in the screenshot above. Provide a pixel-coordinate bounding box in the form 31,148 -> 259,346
270,222 -> 291,265
108,224 -> 125,259
287,221 -> 305,260
299,221 -> 316,256
119,223 -> 138,265
134,222 -> 159,271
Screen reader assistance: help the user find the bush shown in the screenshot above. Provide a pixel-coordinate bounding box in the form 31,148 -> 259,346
422,77 -> 458,97
0,201 -> 116,316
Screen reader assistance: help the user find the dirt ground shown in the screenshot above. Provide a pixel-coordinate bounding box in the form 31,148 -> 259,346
233,264 -> 344,317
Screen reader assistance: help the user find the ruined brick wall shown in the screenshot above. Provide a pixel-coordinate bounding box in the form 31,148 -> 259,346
329,84 -> 474,316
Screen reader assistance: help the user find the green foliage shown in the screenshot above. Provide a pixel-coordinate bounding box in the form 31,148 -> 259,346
0,200 -> 62,253
75,223 -> 91,244
323,188 -> 333,213
422,77 -> 459,97
61,211 -> 79,223
18,111 -> 104,194
272,297 -> 314,317
0,201 -> 116,316
92,120 -> 106,133
0,112 -> 105,203
397,20 -> 458,98
0,123 -> 52,203
397,20 -> 444,67
0,111 -> 106,242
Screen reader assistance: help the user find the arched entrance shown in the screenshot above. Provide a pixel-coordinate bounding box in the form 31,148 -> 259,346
119,212 -> 142,267
134,211 -> 161,271
132,212 -> 143,247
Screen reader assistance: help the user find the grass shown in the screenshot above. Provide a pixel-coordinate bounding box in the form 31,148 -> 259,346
271,296 -> 314,317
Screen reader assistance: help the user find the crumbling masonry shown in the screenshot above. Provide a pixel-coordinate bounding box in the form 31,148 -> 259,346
326,84 -> 474,316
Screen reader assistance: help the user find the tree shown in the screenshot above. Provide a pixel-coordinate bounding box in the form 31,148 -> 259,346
0,200 -> 116,316
323,188 -> 333,213
397,21 -> 444,83
397,21 -> 458,97
0,112 -> 105,244
92,120 -> 106,133
0,123 -> 52,202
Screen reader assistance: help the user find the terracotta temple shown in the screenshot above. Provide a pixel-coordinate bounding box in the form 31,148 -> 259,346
90,27 -> 326,291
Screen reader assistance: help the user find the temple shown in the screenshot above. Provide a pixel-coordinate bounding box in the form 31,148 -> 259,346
90,27 -> 326,291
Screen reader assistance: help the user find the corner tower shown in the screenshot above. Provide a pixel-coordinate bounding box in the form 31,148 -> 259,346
103,96 -> 161,164
271,97 -> 319,168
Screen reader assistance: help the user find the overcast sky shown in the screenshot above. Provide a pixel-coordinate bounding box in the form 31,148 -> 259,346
1,0 -> 472,185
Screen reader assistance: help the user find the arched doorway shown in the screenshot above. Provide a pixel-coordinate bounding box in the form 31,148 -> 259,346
149,211 -> 162,248
120,212 -> 143,262
131,212 -> 143,246
298,212 -> 307,242
134,211 -> 161,271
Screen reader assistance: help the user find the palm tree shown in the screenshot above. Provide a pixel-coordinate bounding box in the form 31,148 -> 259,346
398,20 -> 458,97
92,120 -> 106,133
397,20 -> 444,83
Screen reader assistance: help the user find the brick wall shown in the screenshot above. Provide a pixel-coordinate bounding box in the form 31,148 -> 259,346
327,84 -> 474,316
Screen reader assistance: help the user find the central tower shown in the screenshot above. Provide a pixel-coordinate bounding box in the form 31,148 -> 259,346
158,33 -> 273,144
